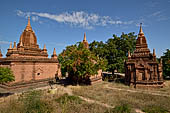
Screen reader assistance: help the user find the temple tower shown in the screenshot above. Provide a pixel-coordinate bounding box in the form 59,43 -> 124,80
6,17 -> 48,58
125,23 -> 163,88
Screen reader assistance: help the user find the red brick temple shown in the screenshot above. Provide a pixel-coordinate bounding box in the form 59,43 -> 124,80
125,24 -> 164,88
0,17 -> 61,89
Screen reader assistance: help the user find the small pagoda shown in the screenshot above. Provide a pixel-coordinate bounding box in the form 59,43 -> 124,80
125,24 -> 163,88
82,33 -> 102,83
0,17 -> 60,89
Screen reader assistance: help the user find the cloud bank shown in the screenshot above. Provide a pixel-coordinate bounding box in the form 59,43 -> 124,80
16,10 -> 133,29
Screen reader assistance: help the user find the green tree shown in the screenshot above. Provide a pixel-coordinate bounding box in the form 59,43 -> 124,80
161,49 -> 170,78
89,41 -> 106,59
89,32 -> 136,75
0,67 -> 14,84
58,42 -> 106,84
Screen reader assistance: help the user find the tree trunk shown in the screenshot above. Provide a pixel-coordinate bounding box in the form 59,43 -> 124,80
112,70 -> 115,76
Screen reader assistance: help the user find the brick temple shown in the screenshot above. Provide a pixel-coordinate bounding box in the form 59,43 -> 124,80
125,24 -> 164,88
0,17 -> 61,88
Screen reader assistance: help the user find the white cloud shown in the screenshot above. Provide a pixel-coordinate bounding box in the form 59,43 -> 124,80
32,16 -> 39,22
0,41 -> 10,44
16,10 -> 134,29
148,10 -> 170,21
149,11 -> 162,17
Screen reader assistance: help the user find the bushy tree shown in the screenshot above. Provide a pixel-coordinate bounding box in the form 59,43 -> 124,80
161,49 -> 170,78
89,32 -> 136,75
58,42 -> 106,84
89,41 -> 106,59
0,67 -> 14,84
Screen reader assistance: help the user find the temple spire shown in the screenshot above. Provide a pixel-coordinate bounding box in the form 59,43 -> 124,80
83,32 -> 87,42
9,42 -> 12,49
51,48 -> 57,59
0,49 -> 3,58
27,17 -> 31,27
25,16 -> 32,31
139,23 -> 144,35
43,44 -> 46,50
53,48 -> 56,55
13,42 -> 17,50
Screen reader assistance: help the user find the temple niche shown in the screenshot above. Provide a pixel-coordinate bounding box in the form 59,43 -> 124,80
0,17 -> 61,89
125,24 -> 164,88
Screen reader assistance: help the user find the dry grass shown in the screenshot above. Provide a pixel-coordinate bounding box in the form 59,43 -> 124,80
72,81 -> 170,112
0,80 -> 170,113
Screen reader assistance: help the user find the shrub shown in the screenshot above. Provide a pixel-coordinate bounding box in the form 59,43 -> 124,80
56,93 -> 83,104
143,106 -> 169,113
22,90 -> 53,113
0,67 -> 14,83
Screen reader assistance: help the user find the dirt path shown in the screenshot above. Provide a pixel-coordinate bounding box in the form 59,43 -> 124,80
105,84 -> 170,97
78,95 -> 144,113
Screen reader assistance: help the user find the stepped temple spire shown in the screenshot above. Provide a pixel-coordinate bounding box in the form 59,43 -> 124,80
139,23 -> 144,35
6,17 -> 48,58
25,17 -> 32,31
125,24 -> 163,88
17,16 -> 39,49
132,23 -> 150,58
83,32 -> 87,42
82,33 -> 89,49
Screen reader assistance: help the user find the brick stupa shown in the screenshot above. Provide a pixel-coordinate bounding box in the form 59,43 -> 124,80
125,24 -> 163,88
0,17 -> 60,89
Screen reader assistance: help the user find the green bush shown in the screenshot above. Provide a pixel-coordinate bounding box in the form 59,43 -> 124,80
56,93 -> 83,104
0,67 -> 14,83
143,106 -> 169,113
22,90 -> 53,113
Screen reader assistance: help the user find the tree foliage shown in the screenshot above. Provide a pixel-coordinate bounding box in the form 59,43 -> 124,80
89,32 -> 136,75
0,67 -> 14,84
161,49 -> 170,77
58,42 -> 106,84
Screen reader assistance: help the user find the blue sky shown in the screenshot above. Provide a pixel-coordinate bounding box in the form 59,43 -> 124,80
0,0 -> 170,57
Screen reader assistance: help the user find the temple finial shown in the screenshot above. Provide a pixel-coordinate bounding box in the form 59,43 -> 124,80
25,16 -> 32,31
139,23 -> 144,34
53,48 -> 56,55
83,32 -> 87,42
9,42 -> 12,49
51,48 -> 57,59
13,42 -> 17,50
43,44 -> 46,50
28,16 -> 31,27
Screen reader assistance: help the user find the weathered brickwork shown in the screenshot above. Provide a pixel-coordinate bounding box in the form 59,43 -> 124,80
0,17 -> 61,88
125,24 -> 164,88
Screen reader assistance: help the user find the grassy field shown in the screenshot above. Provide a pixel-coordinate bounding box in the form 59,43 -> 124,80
0,81 -> 170,113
